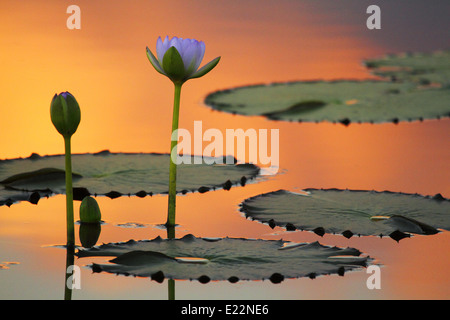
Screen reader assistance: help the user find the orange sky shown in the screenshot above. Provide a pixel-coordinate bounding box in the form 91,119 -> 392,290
0,0 -> 377,159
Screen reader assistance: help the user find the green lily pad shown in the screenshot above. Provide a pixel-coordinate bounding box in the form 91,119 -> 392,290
364,50 -> 450,86
204,80 -> 450,124
77,234 -> 370,283
0,151 -> 260,206
240,189 -> 449,241
0,167 -> 82,185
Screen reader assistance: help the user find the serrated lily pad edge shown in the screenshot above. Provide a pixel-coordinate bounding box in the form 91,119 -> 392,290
0,150 -> 261,207
240,188 -> 449,241
77,234 -> 373,283
204,79 -> 450,125
204,47 -> 450,125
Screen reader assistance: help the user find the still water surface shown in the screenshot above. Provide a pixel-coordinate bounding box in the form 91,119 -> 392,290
0,0 -> 449,299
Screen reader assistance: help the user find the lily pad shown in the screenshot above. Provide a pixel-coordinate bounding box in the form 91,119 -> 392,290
77,234 -> 370,283
204,79 -> 450,124
364,51 -> 450,86
0,151 -> 260,206
240,189 -> 450,241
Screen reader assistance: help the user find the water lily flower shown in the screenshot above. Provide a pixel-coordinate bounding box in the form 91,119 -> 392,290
145,36 -> 220,237
146,36 -> 220,84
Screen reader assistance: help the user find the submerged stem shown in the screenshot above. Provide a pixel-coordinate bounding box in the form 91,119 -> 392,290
168,279 -> 175,300
64,136 -> 75,248
166,83 -> 182,234
64,245 -> 75,300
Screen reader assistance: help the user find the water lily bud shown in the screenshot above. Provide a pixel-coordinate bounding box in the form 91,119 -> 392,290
79,196 -> 101,223
146,36 -> 220,84
50,92 -> 81,138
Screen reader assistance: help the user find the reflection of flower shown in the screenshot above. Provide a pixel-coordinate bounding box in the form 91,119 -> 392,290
147,36 -> 220,84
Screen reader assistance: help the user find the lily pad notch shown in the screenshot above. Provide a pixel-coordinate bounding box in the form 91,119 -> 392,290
240,189 -> 450,241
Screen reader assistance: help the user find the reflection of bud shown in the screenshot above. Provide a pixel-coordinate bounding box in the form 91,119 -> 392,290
79,196 -> 101,223
50,92 -> 81,138
79,223 -> 101,248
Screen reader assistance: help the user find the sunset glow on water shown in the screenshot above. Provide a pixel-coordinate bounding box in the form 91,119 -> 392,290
0,0 -> 449,300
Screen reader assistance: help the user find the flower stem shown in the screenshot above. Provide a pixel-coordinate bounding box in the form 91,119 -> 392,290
166,82 -> 182,235
64,136 -> 75,248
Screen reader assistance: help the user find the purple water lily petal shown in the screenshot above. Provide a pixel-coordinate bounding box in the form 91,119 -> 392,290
156,36 -> 205,73
182,43 -> 198,72
194,41 -> 206,72
156,36 -> 171,63
60,91 -> 73,99
148,35 -> 219,82
169,37 -> 182,56
155,36 -> 164,62
181,38 -> 192,53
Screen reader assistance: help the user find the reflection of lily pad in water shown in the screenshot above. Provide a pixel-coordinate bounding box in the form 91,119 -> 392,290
115,222 -> 149,228
204,80 -> 450,124
240,189 -> 449,241
77,234 -> 370,283
0,188 -> 53,207
0,261 -> 20,270
0,151 -> 260,206
364,50 -> 450,86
